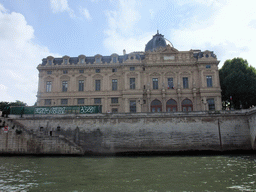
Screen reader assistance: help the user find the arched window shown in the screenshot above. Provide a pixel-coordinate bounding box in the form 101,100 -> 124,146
151,99 -> 162,112
166,99 -> 177,112
182,99 -> 193,112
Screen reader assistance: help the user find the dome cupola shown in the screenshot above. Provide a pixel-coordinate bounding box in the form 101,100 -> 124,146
145,31 -> 173,52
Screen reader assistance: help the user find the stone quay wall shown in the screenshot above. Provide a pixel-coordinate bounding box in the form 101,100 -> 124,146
1,108 -> 256,155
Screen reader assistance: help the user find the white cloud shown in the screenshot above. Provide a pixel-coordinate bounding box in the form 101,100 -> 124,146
50,0 -> 75,17
0,4 -> 56,105
171,0 -> 256,67
104,0 -> 149,54
0,3 -> 6,12
79,7 -> 91,21
0,84 -> 14,102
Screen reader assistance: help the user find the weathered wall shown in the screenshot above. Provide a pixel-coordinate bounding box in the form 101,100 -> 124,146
5,110 -> 252,155
0,118 -> 83,155
248,109 -> 256,149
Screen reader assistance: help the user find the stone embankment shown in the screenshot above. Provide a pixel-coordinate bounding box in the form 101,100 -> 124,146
0,117 -> 83,155
1,108 -> 256,155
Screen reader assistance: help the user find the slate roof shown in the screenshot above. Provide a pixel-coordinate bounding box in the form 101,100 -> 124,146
41,53 -> 145,66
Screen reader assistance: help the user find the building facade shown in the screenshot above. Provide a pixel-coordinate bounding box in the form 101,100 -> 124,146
36,32 -> 222,113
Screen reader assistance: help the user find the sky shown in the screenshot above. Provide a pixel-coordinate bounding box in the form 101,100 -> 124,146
0,0 -> 256,106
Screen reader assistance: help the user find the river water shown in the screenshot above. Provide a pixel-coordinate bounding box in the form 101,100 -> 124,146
0,154 -> 256,192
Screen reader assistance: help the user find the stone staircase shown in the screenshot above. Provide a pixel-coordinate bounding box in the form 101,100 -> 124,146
0,117 -> 83,155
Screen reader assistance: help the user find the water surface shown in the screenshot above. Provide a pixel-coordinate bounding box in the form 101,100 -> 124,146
0,155 -> 256,191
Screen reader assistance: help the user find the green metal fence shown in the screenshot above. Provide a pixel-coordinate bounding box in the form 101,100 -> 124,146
10,105 -> 102,115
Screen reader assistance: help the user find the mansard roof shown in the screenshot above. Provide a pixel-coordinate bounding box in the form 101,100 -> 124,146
41,53 -> 145,66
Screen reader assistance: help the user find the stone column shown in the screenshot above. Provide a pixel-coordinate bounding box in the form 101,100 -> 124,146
147,89 -> 151,112
162,88 -> 166,112
104,97 -> 109,113
177,86 -> 181,111
193,87 -> 197,111
137,98 -> 142,112
125,98 -> 129,113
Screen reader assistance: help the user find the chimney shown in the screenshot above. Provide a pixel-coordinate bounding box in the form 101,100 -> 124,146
123,49 -> 126,55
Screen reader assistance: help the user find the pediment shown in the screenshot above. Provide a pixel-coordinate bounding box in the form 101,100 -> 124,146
109,74 -> 120,78
127,72 -> 138,77
92,74 -> 103,79
60,75 -> 70,80
150,72 -> 161,77
164,72 -> 176,76
161,45 -> 179,53
180,71 -> 191,75
44,76 -> 54,80
76,75 -> 86,79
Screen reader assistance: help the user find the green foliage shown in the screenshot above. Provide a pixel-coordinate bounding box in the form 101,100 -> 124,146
0,102 -> 9,111
0,100 -> 27,111
9,100 -> 27,107
219,58 -> 256,109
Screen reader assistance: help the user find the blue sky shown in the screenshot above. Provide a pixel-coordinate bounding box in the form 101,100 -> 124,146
1,0 -> 256,105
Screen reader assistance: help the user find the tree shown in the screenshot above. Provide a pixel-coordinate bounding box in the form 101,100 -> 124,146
0,101 -> 9,111
0,100 -> 27,111
219,58 -> 256,109
9,100 -> 27,107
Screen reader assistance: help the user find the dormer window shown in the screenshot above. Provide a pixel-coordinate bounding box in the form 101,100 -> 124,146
48,60 -> 52,65
113,57 -> 117,63
96,57 -> 101,63
64,59 -> 68,65
78,55 -> 86,64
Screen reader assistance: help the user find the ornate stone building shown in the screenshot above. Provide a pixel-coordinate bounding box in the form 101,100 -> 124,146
36,32 -> 222,113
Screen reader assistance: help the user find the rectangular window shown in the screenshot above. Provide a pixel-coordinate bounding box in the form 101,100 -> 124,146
207,98 -> 215,111
77,98 -> 84,105
130,100 -> 136,113
153,78 -> 158,89
45,99 -> 51,105
112,79 -> 117,91
62,81 -> 68,92
168,78 -> 174,89
79,69 -> 84,73
206,65 -> 211,68
48,60 -> 52,65
207,76 -> 213,87
78,80 -> 84,91
130,67 -> 135,71
46,81 -> 52,92
47,71 -> 52,74
111,98 -> 118,104
95,69 -> 100,73
63,70 -> 68,74
113,57 -> 117,63
64,59 -> 68,65
95,80 -> 101,91
80,58 -> 84,64
94,98 -> 101,104
183,77 -> 188,89
61,99 -> 68,105
112,68 -> 117,72
130,78 -> 135,89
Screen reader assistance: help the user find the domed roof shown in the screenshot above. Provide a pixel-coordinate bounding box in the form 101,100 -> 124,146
145,31 -> 173,52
